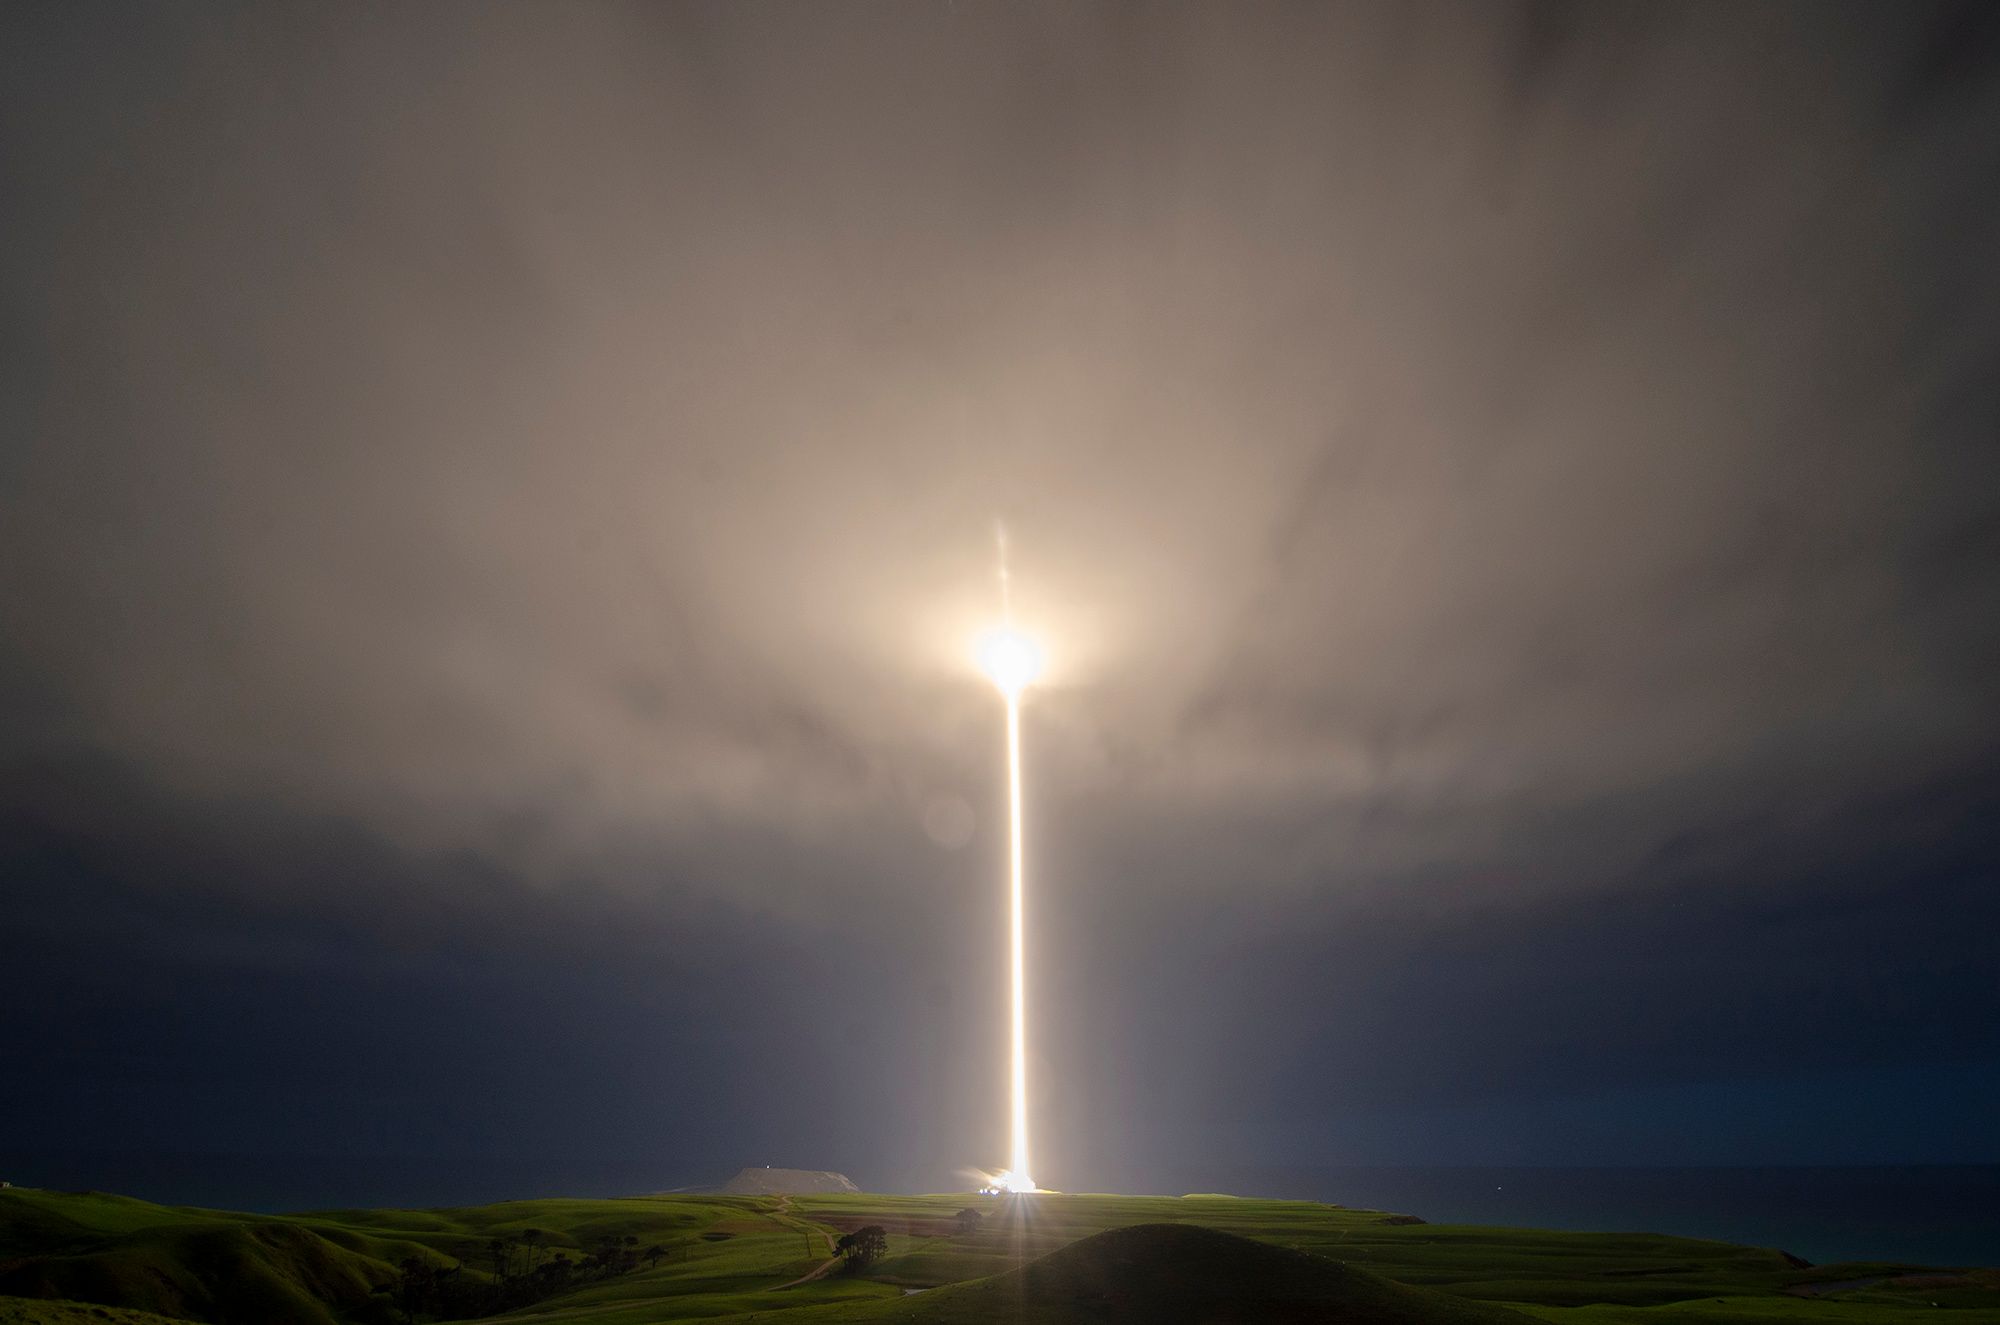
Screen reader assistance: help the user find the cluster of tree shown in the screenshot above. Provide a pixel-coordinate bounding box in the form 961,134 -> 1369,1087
371,1226 -> 671,1322
834,1225 -> 888,1272
829,1207 -> 982,1279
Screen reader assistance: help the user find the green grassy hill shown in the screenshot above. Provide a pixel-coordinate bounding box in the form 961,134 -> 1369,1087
755,1221 -> 1543,1324
0,1298 -> 201,1325
792,1192 -> 1829,1305
0,1186 -> 1991,1325
0,1192 -> 396,1325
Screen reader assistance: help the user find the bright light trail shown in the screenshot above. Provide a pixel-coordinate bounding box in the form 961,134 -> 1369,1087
1005,686 -> 1030,1190
979,623 -> 1042,1195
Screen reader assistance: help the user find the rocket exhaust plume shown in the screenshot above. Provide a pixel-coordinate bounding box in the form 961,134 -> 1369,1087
979,525 -> 1041,1195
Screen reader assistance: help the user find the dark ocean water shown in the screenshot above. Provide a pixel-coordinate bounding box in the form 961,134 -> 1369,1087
3,1153 -> 1994,1269
1173,1164 -> 2000,1269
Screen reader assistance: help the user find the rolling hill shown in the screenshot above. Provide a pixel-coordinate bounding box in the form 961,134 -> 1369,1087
815,1221 -> 1544,1324
0,1186 -> 1990,1325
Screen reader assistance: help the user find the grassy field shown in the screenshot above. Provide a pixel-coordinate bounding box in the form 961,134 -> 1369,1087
0,1299 -> 198,1325
0,1186 -> 1992,1325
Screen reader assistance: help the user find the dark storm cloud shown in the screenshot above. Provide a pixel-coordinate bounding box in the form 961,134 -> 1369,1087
3,1 -> 1998,1191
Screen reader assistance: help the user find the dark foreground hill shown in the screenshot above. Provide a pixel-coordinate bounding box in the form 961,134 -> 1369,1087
855,1222 -> 1540,1325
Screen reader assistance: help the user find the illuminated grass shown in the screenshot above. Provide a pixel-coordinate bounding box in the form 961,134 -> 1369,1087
736,1222 -> 1543,1324
1,1187 -> 1992,1324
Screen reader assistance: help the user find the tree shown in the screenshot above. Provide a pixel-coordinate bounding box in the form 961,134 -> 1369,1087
645,1244 -> 666,1270
592,1235 -> 637,1275
396,1254 -> 432,1315
487,1235 -> 510,1282
954,1207 -> 983,1237
519,1227 -> 545,1271
834,1225 -> 888,1271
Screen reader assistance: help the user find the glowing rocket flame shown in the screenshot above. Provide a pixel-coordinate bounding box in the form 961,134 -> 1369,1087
1000,681 -> 1035,1194
978,630 -> 1042,696
978,525 -> 1040,1195
970,1166 -> 1047,1196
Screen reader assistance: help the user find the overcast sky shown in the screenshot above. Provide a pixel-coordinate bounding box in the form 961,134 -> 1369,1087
4,0 -> 1998,1203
